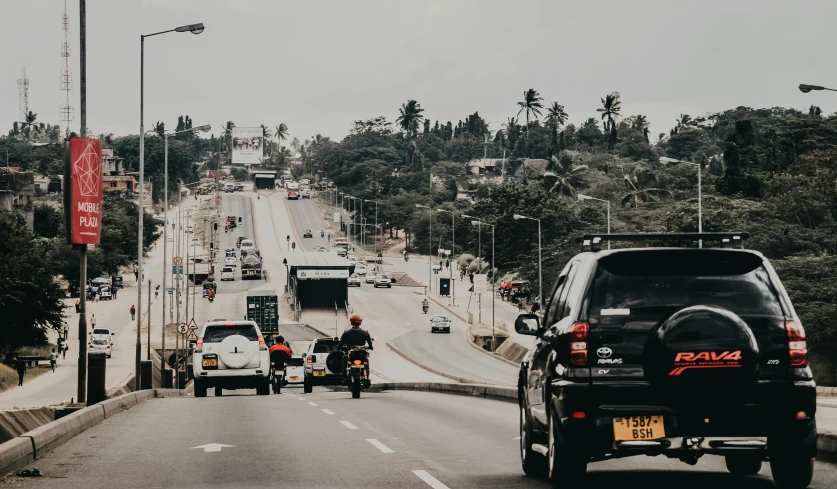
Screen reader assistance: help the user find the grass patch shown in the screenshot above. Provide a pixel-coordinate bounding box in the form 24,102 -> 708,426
16,344 -> 58,358
0,363 -> 51,394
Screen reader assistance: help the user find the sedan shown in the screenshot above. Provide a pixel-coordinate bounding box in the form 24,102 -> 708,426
89,338 -> 112,358
348,274 -> 362,287
303,229 -> 313,238
224,257 -> 237,267
315,246 -> 327,252
430,315 -> 452,333
365,271 -> 377,284
374,274 -> 392,288
354,265 -> 368,276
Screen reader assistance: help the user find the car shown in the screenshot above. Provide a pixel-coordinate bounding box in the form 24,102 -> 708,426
303,229 -> 313,238
234,184 -> 244,191
186,225 -> 194,233
335,248 -> 348,257
91,328 -> 114,345
287,182 -> 299,191
365,271 -> 377,284
111,275 -> 124,290
300,189 -> 311,199
284,357 -> 305,386
240,239 -> 256,254
314,246 -> 327,252
97,285 -> 112,300
288,191 -> 299,200
515,232 -> 817,487
302,337 -> 344,393
220,266 -> 235,281
430,315 -> 451,333
89,338 -> 112,358
354,264 -> 368,276
374,274 -> 392,288
193,320 -> 271,397
225,187 -> 234,193
348,273 -> 362,287
347,255 -> 358,264
224,256 -> 238,267
236,236 -> 247,248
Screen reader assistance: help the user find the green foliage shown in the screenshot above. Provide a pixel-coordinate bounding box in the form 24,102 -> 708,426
33,204 -> 62,239
230,167 -> 249,181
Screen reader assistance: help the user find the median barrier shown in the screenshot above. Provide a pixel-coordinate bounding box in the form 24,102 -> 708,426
100,392 -> 138,419
330,382 -> 517,403
21,403 -> 105,457
0,437 -> 34,477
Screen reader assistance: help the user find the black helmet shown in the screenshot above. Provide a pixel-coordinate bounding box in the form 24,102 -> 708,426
275,335 -> 285,344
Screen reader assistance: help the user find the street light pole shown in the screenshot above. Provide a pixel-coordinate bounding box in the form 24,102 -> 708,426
513,214 -> 542,305
416,204 -> 432,295
137,21 -> 204,391
437,209 -> 456,306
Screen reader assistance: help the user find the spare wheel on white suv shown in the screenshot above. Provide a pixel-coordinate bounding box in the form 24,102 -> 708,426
219,334 -> 256,369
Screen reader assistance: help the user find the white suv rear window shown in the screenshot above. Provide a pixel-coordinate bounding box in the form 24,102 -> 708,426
203,325 -> 258,343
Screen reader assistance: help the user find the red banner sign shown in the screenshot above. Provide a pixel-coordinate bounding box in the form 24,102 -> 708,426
66,138 -> 103,245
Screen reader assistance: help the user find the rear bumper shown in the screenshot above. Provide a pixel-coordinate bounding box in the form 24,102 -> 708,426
305,366 -> 343,385
197,375 -> 268,389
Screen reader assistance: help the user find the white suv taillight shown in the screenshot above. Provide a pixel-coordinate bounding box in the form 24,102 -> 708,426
258,335 -> 267,351
785,320 -> 807,367
195,337 -> 203,353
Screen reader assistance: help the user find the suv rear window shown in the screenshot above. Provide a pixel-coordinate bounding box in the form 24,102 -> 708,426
93,329 -> 109,335
589,250 -> 783,317
313,340 -> 338,353
203,325 -> 259,343
287,358 -> 304,367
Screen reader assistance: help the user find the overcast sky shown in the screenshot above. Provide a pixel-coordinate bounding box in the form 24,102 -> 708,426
3,0 -> 836,144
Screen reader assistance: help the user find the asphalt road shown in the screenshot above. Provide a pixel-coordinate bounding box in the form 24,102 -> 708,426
217,194 -> 265,293
11,391 -> 837,489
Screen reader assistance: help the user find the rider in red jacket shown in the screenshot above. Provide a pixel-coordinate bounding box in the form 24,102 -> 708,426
269,335 -> 292,366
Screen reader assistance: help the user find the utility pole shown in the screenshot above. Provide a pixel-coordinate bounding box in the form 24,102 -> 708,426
147,280 -> 151,361
76,0 -> 88,404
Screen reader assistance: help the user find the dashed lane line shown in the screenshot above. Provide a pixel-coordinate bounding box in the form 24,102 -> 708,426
307,401 -> 319,407
366,439 -> 394,453
322,409 -> 335,415
340,420 -> 359,430
412,470 -> 450,489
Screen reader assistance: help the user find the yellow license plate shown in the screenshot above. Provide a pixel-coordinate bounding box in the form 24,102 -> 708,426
202,358 -> 218,368
313,370 -> 325,377
613,416 -> 665,441
290,376 -> 298,381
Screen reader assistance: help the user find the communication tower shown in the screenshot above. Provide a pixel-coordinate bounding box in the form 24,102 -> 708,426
59,0 -> 74,136
17,67 -> 29,124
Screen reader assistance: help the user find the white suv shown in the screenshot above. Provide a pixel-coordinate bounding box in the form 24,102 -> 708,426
302,337 -> 344,394
193,320 -> 271,397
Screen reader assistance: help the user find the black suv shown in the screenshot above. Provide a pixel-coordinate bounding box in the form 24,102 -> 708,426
516,233 -> 816,488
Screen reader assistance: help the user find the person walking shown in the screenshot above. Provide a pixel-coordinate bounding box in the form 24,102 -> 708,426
155,285 -> 160,299
15,357 -> 25,386
75,299 -> 80,313
50,348 -> 58,372
91,314 -> 97,328
130,305 -> 136,320
112,287 -> 117,299
62,341 -> 68,360
133,264 -> 138,280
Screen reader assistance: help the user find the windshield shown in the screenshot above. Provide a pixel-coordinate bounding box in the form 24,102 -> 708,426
432,316 -> 449,322
202,325 -> 259,343
286,358 -> 304,367
313,340 -> 338,353
92,329 -> 109,335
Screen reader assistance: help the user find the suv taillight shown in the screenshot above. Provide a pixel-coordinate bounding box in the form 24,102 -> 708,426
258,335 -> 267,351
569,322 -> 589,367
195,337 -> 203,353
785,320 -> 808,367
307,355 -> 316,363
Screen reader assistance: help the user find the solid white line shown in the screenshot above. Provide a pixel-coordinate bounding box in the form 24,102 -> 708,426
366,438 -> 394,453
322,409 -> 335,415
412,470 -> 450,489
340,420 -> 358,430
307,402 -> 319,407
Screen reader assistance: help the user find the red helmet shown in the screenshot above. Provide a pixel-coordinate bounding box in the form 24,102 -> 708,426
350,313 -> 363,327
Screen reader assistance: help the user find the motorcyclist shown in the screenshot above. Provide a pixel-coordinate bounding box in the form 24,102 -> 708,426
339,314 -> 373,381
421,298 -> 429,312
269,335 -> 292,392
321,230 -> 325,238
207,288 -> 215,302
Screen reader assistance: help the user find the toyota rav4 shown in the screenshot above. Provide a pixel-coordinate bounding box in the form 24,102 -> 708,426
302,337 -> 344,393
516,233 -> 816,489
193,320 -> 271,397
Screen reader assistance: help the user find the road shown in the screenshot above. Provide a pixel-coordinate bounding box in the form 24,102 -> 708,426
11,390 -> 837,488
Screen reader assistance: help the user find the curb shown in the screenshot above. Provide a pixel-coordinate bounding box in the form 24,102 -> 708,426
385,338 -> 481,384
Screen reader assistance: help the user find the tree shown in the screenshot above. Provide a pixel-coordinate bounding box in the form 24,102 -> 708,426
517,88 -> 544,153
396,100 -> 425,137
153,121 -> 165,138
544,153 -> 589,196
275,123 -> 288,143
0,211 -> 66,353
621,168 -> 671,207
597,92 -> 622,149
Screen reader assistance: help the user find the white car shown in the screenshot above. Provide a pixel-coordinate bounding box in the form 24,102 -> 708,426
284,357 -> 305,386
347,255 -> 358,264
193,320 -> 271,397
302,337 -> 343,393
220,266 -> 235,281
374,274 -> 392,288
365,271 -> 377,284
239,239 -> 256,254
300,189 -> 311,199
286,182 -> 299,191
354,264 -> 368,276
186,225 -> 194,233
91,328 -> 114,345
348,273 -> 361,287
224,256 -> 237,267
89,338 -> 112,358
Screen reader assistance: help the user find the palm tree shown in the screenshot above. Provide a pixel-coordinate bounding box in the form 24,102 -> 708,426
621,168 -> 671,208
290,137 -> 301,154
517,88 -> 544,154
631,114 -> 649,142
597,92 -> 622,132
275,123 -> 288,143
221,121 -> 235,164
153,121 -> 165,138
545,102 -> 568,132
21,111 -> 39,141
396,100 -> 425,137
261,124 -> 272,140
544,153 -> 589,196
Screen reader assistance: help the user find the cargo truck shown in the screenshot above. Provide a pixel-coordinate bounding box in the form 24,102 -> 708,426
246,289 -> 279,333
241,253 -> 262,279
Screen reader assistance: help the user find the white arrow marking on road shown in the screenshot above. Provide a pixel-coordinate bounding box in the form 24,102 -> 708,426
367,438 -> 394,453
322,409 -> 335,415
192,443 -> 234,453
413,470 -> 451,489
340,420 -> 358,430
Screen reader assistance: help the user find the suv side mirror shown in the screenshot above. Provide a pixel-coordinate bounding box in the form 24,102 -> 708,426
301,353 -> 307,358
371,337 -> 377,341
515,314 -> 541,336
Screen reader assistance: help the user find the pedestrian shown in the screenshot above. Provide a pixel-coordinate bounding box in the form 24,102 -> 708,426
112,287 -> 117,299
130,305 -> 136,320
50,348 -> 58,372
133,264 -> 138,280
75,299 -> 80,313
63,323 -> 69,340
94,291 -> 99,302
15,356 -> 25,386
155,285 -> 160,299
531,301 -> 540,314
62,341 -> 68,360
91,314 -> 97,328
292,241 -> 296,251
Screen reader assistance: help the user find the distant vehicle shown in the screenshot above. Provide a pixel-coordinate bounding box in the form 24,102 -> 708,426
335,241 -> 350,255
98,285 -> 113,300
300,189 -> 311,199
193,320 -> 271,397
234,183 -> 244,191
220,266 -> 235,281
241,254 -> 262,279
335,248 -> 348,257
348,273 -> 362,287
315,246 -> 327,252
303,229 -> 313,238
299,179 -> 310,186
287,182 -> 299,191
430,315 -> 452,333
302,337 -> 343,394
89,338 -> 112,358
287,191 -> 299,200
347,255 -> 358,264
365,271 -> 377,284
224,256 -> 238,267
186,225 -> 194,233
374,274 -> 392,288
191,238 -> 201,247
91,328 -> 114,345
246,289 -> 279,333
225,187 -> 234,193
354,263 -> 368,276
236,236 -> 247,248
240,239 -> 256,253
111,276 -> 124,290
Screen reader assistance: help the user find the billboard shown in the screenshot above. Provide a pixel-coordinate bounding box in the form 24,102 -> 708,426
64,138 -> 103,245
232,127 -> 263,164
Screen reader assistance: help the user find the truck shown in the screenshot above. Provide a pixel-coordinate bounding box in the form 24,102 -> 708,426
246,289 -> 279,333
241,253 -> 262,279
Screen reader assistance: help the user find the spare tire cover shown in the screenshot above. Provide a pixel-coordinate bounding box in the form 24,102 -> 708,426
326,351 -> 345,374
219,335 -> 256,369
644,305 -> 759,393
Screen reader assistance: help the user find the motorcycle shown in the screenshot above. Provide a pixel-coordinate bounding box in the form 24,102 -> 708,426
321,231 -> 324,238
404,255 -> 409,262
422,304 -> 429,314
344,346 -> 371,399
208,294 -> 214,303
271,363 -> 285,394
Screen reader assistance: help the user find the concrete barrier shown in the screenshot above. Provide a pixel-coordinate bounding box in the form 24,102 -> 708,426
494,339 -> 529,364
0,437 -> 34,477
21,404 -> 105,457
100,392 -> 138,419
330,382 -> 517,403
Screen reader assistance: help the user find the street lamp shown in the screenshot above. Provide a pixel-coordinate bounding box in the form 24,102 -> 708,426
513,214 -> 542,305
416,204 -> 432,295
799,84 -> 837,93
659,156 -> 702,248
577,194 -> 611,249
436,209 -> 456,306
160,124 -> 209,386
365,200 -> 379,257
137,21 -> 204,391
464,214 -> 496,350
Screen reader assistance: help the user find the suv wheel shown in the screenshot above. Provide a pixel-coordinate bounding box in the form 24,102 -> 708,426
547,409 -> 587,487
725,454 -> 763,476
770,451 -> 814,489
257,379 -> 270,396
520,406 -> 546,477
215,386 -> 223,397
303,377 -> 313,394
194,379 -> 207,398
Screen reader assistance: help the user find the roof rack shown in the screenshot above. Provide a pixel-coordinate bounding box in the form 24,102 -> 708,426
576,232 -> 749,252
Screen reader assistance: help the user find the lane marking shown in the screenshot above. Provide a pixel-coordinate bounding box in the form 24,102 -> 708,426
412,470 -> 450,489
307,402 -> 319,407
322,409 -> 335,415
366,438 -> 394,453
512,436 -> 521,440
340,420 -> 358,430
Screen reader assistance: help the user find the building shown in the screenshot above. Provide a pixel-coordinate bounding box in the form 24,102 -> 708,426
103,175 -> 137,193
0,168 -> 36,230
102,148 -> 126,176
513,159 -> 550,178
467,158 -> 504,176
